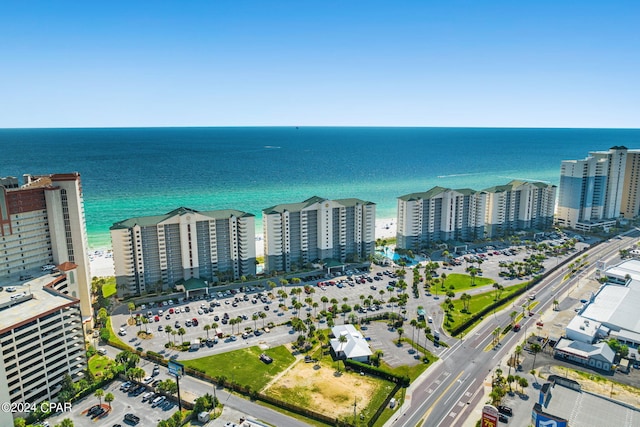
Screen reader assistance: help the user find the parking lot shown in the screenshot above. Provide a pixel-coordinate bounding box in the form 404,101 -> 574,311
107,236 -> 592,364
46,378 -> 179,427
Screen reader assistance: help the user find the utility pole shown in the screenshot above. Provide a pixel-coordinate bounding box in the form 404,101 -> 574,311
353,396 -> 357,425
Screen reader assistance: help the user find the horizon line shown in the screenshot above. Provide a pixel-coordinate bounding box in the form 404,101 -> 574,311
2,125 -> 640,131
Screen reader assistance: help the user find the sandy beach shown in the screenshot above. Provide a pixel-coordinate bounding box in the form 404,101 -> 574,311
88,218 -> 397,278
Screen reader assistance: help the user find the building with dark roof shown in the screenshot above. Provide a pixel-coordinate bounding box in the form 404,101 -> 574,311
263,196 -> 375,272
532,376 -> 639,426
396,186 -> 486,250
110,207 -> 256,296
396,180 -> 555,250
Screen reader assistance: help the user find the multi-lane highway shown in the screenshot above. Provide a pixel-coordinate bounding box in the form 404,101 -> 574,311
389,230 -> 640,427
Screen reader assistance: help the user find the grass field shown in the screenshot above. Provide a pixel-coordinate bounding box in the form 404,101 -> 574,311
442,282 -> 529,333
181,345 -> 295,391
89,355 -> 115,378
441,273 -> 495,293
101,277 -> 117,298
265,357 -> 395,423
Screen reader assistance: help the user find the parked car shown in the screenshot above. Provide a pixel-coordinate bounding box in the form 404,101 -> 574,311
151,395 -> 166,407
498,405 -> 513,416
124,413 -> 140,425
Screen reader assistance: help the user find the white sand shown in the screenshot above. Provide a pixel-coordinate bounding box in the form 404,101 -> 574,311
89,217 -> 397,277
89,250 -> 115,278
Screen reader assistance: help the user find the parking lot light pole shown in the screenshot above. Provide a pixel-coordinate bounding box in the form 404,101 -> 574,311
175,374 -> 182,412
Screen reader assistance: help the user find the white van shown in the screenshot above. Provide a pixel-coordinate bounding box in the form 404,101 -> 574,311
119,328 -> 127,336
427,316 -> 433,323
151,395 -> 166,407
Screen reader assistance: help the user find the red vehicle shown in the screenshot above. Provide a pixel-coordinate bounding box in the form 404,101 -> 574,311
169,308 -> 174,314
513,324 -> 521,332
192,318 -> 199,326
536,321 -> 544,327
154,315 -> 160,322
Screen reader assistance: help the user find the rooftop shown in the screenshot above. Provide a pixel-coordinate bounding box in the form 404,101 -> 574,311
541,379 -> 638,426
263,196 -> 374,214
580,260 -> 640,334
330,324 -> 372,359
111,206 -> 254,230
0,275 -> 79,333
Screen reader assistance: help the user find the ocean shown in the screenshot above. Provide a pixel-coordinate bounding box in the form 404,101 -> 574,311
1,127 -> 639,249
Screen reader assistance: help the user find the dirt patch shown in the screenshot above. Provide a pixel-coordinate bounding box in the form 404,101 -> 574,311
265,360 -> 382,418
549,366 -> 640,408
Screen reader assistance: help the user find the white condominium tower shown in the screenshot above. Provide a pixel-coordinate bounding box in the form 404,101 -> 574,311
396,187 -> 487,250
0,173 -> 93,325
0,273 -> 87,425
484,180 -> 557,237
556,146 -> 640,230
263,196 -> 376,272
396,180 -> 556,250
110,207 -> 256,296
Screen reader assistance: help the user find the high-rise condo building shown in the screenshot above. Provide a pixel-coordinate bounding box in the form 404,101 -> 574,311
0,173 -> 93,325
0,269 -> 87,425
396,187 -> 486,250
556,146 -> 640,230
396,180 -> 556,250
263,196 -> 376,272
484,180 -> 557,237
110,207 -> 256,296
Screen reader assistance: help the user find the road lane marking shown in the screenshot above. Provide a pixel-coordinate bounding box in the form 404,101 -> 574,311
418,371 -> 464,426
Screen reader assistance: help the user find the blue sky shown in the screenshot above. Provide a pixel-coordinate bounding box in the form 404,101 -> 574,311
1,1 -> 638,128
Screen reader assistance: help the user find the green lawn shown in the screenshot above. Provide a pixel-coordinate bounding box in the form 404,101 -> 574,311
440,273 -> 494,293
181,345 -> 296,391
101,277 -> 117,298
88,355 -> 115,378
442,282 -> 529,333
106,316 -> 131,349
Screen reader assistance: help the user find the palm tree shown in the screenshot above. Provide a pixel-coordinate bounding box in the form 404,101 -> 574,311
530,343 -> 542,370
515,345 -> 523,366
493,327 -> 501,346
128,302 -> 135,319
397,327 -> 404,344
171,330 -> 177,344
178,327 -> 186,344
259,312 -> 267,328
94,388 -> 104,406
105,392 -> 114,409
252,313 -> 259,330
461,293 -> 471,313
203,324 -> 211,339
164,325 -> 173,344
312,301 -> 319,317
410,319 -> 418,351
337,334 -> 348,372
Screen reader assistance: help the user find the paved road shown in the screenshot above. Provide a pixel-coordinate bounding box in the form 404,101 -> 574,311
99,235 -> 626,427
387,231 -> 640,427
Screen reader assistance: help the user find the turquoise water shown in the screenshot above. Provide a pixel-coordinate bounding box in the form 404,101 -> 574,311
1,127 -> 639,249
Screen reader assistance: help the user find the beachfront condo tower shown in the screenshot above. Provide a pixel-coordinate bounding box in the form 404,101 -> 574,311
396,180 -> 556,250
0,173 -> 93,325
263,196 -> 376,272
556,146 -> 640,231
0,273 -> 87,425
396,187 -> 487,250
110,207 -> 256,296
484,180 -> 557,237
